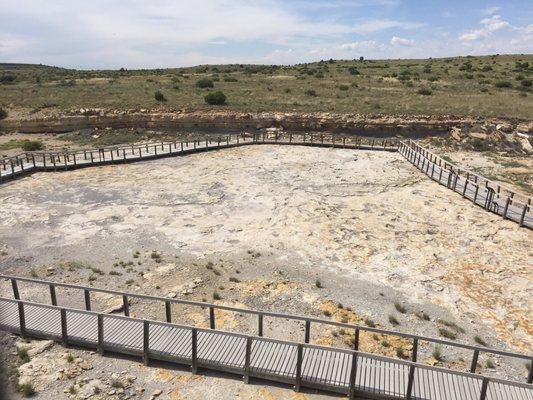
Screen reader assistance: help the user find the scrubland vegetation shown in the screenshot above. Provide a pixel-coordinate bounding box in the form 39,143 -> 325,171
0,54 -> 531,118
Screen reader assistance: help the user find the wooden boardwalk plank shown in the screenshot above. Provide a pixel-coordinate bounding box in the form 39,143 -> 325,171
1,298 -> 532,399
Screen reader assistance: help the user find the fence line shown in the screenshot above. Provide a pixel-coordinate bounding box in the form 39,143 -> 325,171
0,133 -> 397,183
398,140 -> 532,229
0,296 -> 531,400
2,275 -> 532,385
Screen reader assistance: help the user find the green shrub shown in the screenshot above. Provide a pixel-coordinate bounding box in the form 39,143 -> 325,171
338,84 -> 349,91
432,346 -> 443,361
315,279 -> 323,288
495,81 -> 512,88
417,88 -> 432,96
305,89 -> 317,97
439,327 -> 457,340
19,382 -> 35,397
223,76 -> 238,82
17,347 -> 30,364
154,91 -> 166,102
0,107 -> 7,120
196,78 -> 214,88
348,67 -> 360,75
521,79 -> 532,88
21,140 -> 43,151
204,91 -> 226,105
0,75 -> 16,84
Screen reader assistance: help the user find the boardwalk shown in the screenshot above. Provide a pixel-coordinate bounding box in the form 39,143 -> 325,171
399,141 -> 532,229
1,276 -> 532,399
0,133 -> 395,182
1,133 -> 530,229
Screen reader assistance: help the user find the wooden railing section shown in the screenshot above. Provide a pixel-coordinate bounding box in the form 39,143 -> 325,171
0,133 -> 397,183
2,275 -> 532,391
399,140 -> 532,229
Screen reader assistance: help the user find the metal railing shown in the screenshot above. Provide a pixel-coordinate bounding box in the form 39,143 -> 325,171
0,133 -> 398,183
1,296 -> 532,400
2,275 -> 531,385
399,140 -> 532,229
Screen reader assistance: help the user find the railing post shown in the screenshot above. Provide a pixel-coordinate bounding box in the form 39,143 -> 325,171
258,314 -> 263,337
18,302 -> 26,337
520,203 -> 529,227
348,352 -> 358,400
165,300 -> 172,323
502,197 -> 510,219
191,328 -> 198,374
479,377 -> 489,400
405,364 -> 415,399
294,344 -> 303,392
209,307 -> 215,329
60,308 -> 68,346
49,284 -> 57,306
97,314 -> 104,355
412,338 -> 418,362
11,278 -> 20,299
304,320 -> 311,343
143,320 -> 150,365
470,349 -> 480,373
122,295 -> 129,316
244,337 -> 252,384
353,328 -> 360,350
84,289 -> 91,310
527,358 -> 533,384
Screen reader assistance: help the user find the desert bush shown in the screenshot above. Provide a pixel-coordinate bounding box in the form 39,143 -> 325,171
521,79 -> 532,88
305,89 -> 317,97
0,107 -> 7,120
417,88 -> 432,95
348,67 -> 360,75
494,81 -> 512,88
338,84 -> 349,91
22,140 -> 43,151
19,381 -> 35,397
388,314 -> 400,326
223,76 -> 238,82
196,78 -> 214,88
0,75 -> 16,84
154,91 -> 166,102
204,91 -> 226,105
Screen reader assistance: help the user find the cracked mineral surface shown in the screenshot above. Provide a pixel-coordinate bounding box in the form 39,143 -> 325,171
0,145 -> 531,399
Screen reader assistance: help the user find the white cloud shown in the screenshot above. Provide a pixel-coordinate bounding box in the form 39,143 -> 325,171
340,40 -> 384,50
482,6 -> 501,15
391,36 -> 415,46
459,14 -> 513,42
480,15 -> 511,32
0,0 -> 425,68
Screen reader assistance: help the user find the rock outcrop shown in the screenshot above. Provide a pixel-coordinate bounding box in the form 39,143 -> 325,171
0,109 -> 524,137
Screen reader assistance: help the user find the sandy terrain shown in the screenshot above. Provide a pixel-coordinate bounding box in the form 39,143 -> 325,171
0,145 -> 531,399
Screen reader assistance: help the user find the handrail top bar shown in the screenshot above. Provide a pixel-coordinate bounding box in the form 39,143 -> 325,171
2,274 -> 531,360
3,295 -> 526,386
1,134 -> 398,162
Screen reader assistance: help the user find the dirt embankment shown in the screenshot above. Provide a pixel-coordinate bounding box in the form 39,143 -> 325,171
1,109 -> 532,137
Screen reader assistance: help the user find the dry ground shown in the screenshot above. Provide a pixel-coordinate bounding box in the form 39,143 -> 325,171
0,145 -> 531,399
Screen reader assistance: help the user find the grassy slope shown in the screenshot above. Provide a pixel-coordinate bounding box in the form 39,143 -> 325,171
0,55 -> 532,118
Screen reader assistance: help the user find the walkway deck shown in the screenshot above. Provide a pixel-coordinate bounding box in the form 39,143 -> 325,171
399,141 -> 532,229
1,297 -> 532,399
0,133 -> 395,183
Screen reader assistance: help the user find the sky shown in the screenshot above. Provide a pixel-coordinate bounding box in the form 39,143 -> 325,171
0,0 -> 532,69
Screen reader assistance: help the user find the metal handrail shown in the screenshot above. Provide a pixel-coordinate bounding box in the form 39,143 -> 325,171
2,296 -> 532,398
403,140 -> 532,205
2,274 -> 532,372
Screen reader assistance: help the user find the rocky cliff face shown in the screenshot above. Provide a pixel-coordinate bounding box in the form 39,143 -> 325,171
2,109 -> 531,137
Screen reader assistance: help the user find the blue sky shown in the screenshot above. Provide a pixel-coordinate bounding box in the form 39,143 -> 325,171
0,0 -> 532,69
